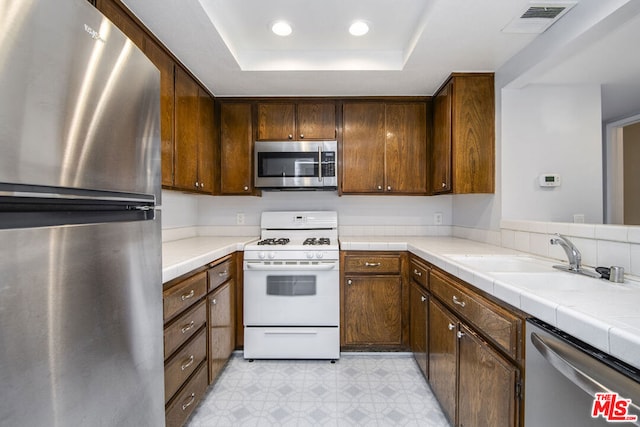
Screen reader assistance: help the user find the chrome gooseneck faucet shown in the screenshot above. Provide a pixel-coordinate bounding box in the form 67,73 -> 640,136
550,234 -> 599,278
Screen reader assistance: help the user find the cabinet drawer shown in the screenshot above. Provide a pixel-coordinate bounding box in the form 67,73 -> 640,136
163,271 -> 207,322
208,256 -> 234,292
165,362 -> 208,427
410,258 -> 429,289
164,300 -> 207,360
430,271 -> 520,359
164,328 -> 207,403
344,255 -> 401,274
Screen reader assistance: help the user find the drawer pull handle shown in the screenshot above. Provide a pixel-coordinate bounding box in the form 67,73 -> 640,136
452,295 -> 466,307
181,393 -> 196,411
448,323 -> 455,331
421,295 -> 427,302
413,269 -> 422,276
181,321 -> 195,334
457,331 -> 466,339
218,270 -> 228,277
180,290 -> 195,301
181,355 -> 195,371
364,262 -> 381,267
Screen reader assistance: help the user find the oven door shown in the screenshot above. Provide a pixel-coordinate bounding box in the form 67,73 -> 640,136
243,261 -> 339,326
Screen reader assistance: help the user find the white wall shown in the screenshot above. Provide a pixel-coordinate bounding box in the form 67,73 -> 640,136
160,190 -> 199,229
501,84 -> 603,223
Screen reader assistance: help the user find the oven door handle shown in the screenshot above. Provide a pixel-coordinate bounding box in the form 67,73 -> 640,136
245,262 -> 337,271
531,332 -> 640,418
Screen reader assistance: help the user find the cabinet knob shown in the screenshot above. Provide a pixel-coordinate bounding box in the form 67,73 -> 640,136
244,186 -> 249,191
448,323 -> 455,331
421,295 -> 427,302
377,185 -> 383,191
288,134 -> 293,139
442,182 -> 446,188
387,186 -> 392,191
347,279 -> 352,285
300,134 -> 304,139
195,182 -> 199,188
457,331 -> 466,339
211,298 -> 217,305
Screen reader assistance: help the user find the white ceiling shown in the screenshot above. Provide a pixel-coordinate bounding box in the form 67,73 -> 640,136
121,0 -> 640,121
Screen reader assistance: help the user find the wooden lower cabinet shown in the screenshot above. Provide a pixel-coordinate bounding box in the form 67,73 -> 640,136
163,253 -> 238,427
409,279 -> 428,378
458,324 -> 519,427
208,279 -> 234,383
427,273 -> 522,427
341,251 -> 407,349
343,275 -> 403,346
428,298 -> 458,424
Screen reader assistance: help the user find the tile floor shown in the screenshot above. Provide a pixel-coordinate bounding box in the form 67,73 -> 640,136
186,352 -> 451,426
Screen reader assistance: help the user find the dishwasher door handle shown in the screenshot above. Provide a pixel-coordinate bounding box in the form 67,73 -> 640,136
531,332 -> 640,422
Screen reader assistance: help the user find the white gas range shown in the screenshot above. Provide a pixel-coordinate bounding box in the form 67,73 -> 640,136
243,211 -> 340,360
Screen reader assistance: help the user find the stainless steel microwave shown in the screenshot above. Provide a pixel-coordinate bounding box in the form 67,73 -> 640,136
254,140 -> 338,190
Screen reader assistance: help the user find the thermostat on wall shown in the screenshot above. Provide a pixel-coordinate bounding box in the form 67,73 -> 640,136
538,173 -> 561,187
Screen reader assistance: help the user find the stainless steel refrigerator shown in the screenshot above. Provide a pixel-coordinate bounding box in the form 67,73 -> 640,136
0,0 -> 164,425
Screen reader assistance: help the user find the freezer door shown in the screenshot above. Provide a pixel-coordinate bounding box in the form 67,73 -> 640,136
0,0 -> 160,200
0,215 -> 164,426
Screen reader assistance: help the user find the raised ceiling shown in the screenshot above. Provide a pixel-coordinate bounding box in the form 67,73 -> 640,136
121,0 -> 541,96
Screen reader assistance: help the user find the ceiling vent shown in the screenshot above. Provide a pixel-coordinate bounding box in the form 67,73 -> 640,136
502,2 -> 576,34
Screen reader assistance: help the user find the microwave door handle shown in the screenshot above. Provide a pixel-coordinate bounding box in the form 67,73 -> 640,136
318,146 -> 322,182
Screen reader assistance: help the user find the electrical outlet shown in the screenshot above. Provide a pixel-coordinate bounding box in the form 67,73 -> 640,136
434,212 -> 443,225
236,213 -> 245,225
573,214 -> 585,223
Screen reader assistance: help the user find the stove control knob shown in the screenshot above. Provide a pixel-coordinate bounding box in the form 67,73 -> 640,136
306,252 -> 314,259
258,252 -> 266,259
316,252 -> 324,259
268,252 -> 276,259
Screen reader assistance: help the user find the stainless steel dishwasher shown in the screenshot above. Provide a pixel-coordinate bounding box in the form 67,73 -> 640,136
526,318 -> 640,426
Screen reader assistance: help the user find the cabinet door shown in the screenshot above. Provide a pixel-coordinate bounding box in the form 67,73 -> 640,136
432,82 -> 452,194
143,39 -> 175,188
257,103 -> 295,140
344,276 -> 402,345
428,299 -> 457,425
385,103 -> 427,193
409,280 -> 428,378
174,67 -> 200,191
458,324 -> 519,427
296,102 -> 336,140
208,280 -> 234,384
342,103 -> 386,193
452,75 -> 495,194
198,88 -> 214,193
220,103 -> 254,194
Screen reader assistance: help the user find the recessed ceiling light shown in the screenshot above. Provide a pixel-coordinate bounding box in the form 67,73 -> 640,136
271,21 -> 292,37
349,21 -> 369,36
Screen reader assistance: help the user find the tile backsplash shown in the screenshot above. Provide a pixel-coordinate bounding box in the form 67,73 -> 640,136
498,219 -> 640,278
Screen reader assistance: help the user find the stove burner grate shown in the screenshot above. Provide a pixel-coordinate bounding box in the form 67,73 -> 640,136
257,238 -> 290,246
303,237 -> 331,246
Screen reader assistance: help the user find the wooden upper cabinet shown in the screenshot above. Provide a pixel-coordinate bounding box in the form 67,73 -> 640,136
432,73 -> 495,194
296,102 -> 336,140
342,101 -> 428,194
342,102 -> 386,193
219,102 -> 255,195
256,101 -> 336,140
174,68 -> 214,194
432,82 -> 452,194
385,103 -> 428,193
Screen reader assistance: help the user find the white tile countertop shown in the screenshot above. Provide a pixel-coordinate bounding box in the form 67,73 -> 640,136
162,236 -> 257,283
341,235 -> 640,369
